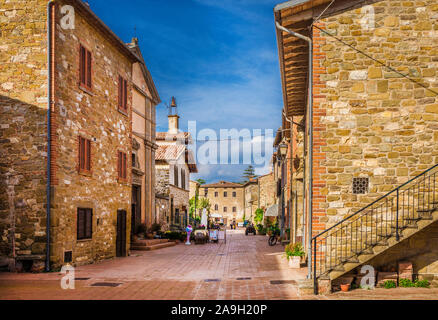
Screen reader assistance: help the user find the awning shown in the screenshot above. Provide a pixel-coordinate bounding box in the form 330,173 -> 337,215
211,213 -> 222,218
265,204 -> 279,217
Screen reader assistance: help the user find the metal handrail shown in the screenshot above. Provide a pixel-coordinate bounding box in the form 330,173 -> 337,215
312,163 -> 438,241
312,163 -> 438,294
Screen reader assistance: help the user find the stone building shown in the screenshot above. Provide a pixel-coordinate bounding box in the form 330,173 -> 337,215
199,181 -> 245,225
243,179 -> 259,222
0,0 -> 144,270
155,99 -> 197,230
274,0 -> 438,289
127,38 -> 160,236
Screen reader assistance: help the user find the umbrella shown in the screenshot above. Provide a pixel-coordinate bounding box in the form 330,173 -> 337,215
201,208 -> 208,228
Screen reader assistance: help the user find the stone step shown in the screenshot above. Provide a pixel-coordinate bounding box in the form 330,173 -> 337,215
131,241 -> 176,251
131,239 -> 169,246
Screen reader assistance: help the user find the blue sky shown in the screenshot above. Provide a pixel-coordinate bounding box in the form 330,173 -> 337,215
89,0 -> 284,183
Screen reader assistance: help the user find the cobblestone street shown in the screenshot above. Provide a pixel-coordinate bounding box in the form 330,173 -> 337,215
1,230 -> 438,300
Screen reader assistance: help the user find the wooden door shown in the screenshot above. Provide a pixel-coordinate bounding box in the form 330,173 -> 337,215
116,210 -> 127,257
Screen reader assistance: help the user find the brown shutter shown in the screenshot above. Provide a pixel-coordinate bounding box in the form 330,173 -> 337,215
85,209 -> 92,238
79,137 -> 85,170
80,46 -> 86,86
77,208 -> 85,239
118,76 -> 122,109
123,152 -> 127,179
86,139 -> 91,171
123,79 -> 127,110
86,50 -> 92,89
117,152 -> 121,178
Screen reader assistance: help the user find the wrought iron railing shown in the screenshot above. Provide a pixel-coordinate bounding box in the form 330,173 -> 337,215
312,164 -> 438,293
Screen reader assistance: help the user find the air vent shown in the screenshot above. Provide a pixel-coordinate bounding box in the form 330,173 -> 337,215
353,177 -> 369,194
204,279 -> 221,282
64,251 -> 72,263
237,277 -> 252,280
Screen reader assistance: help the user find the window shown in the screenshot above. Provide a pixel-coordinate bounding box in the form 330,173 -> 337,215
132,153 -> 136,168
353,177 -> 369,194
215,192 -> 218,197
117,151 -> 127,180
232,191 -> 236,197
79,44 -> 92,90
215,204 -> 218,210
77,208 -> 92,240
78,136 -> 91,173
224,192 -> 227,197
204,189 -> 208,197
174,166 -> 179,187
224,207 -> 227,212
232,207 -> 236,213
118,75 -> 128,112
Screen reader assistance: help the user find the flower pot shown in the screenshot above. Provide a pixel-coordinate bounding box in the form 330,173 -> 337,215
288,256 -> 301,269
340,284 -> 350,292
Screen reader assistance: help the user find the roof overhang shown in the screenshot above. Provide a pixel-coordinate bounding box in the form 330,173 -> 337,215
70,0 -> 142,63
274,0 -> 382,118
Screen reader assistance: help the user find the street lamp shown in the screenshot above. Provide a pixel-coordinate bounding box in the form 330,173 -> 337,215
278,143 -> 288,161
277,142 -> 288,242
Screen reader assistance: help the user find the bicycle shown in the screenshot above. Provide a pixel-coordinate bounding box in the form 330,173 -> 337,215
268,229 -> 281,246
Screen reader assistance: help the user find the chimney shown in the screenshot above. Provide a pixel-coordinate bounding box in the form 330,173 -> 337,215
168,97 -> 179,134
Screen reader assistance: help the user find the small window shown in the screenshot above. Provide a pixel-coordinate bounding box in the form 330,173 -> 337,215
224,207 -> 227,212
232,191 -> 236,197
215,192 -> 218,197
132,153 -> 136,168
353,177 -> 369,194
79,44 -> 92,90
181,168 -> 185,189
118,75 -> 128,112
232,207 -> 236,213
117,151 -> 127,180
77,208 -> 92,240
224,192 -> 227,197
215,204 -> 218,210
78,136 -> 91,173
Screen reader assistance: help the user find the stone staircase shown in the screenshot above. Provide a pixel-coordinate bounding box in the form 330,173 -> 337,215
130,239 -> 176,251
312,164 -> 438,294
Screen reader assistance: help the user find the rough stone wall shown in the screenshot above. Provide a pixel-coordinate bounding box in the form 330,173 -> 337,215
155,195 -> 170,231
244,183 -> 258,221
313,0 -> 438,233
258,173 -> 276,210
155,164 -> 170,196
50,1 -> 132,268
0,0 -> 49,265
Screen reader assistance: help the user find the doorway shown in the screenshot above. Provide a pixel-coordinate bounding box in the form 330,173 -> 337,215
116,210 -> 127,257
131,186 -> 141,241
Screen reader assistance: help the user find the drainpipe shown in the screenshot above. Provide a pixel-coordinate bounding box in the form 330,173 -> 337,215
46,0 -> 55,272
275,22 -> 313,279
282,110 -> 294,243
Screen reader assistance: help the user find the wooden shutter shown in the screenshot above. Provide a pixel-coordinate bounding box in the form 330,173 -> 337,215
118,76 -> 123,109
85,208 -> 92,239
123,152 -> 127,179
79,137 -> 85,171
123,79 -> 127,110
86,139 -> 91,171
117,151 -> 121,178
80,45 -> 86,86
86,50 -> 92,88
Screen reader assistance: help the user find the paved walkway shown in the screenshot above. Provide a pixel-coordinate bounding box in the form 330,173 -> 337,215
1,229 -> 438,300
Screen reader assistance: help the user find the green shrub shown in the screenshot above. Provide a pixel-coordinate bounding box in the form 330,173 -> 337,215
163,231 -> 183,240
414,279 -> 430,288
383,280 -> 397,289
150,223 -> 161,233
399,278 -> 415,287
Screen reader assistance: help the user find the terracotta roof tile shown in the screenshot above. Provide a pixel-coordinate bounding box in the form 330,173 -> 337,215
155,145 -> 185,161
202,181 -> 244,188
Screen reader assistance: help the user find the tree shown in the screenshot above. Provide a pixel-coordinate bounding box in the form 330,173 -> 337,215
242,165 -> 257,182
196,178 -> 206,185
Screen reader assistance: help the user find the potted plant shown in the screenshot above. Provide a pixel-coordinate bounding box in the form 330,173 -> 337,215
340,284 -> 350,292
285,243 -> 305,269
